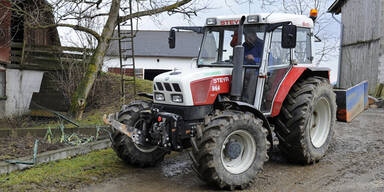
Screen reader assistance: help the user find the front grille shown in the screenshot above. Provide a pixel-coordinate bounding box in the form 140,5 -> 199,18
164,83 -> 172,91
172,83 -> 181,92
156,82 -> 164,91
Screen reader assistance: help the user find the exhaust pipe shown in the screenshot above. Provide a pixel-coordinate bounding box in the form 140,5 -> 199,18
230,16 -> 246,99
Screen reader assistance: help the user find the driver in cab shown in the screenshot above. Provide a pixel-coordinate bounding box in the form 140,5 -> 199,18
230,30 -> 264,65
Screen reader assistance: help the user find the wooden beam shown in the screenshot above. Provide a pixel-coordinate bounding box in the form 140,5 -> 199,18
375,84 -> 384,98
10,42 -> 23,48
380,84 -> 384,98
25,45 -> 94,53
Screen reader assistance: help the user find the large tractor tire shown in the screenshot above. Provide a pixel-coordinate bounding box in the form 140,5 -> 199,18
191,110 -> 270,190
111,100 -> 167,167
275,76 -> 336,164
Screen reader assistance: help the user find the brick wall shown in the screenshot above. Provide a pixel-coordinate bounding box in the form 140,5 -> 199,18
107,68 -> 144,79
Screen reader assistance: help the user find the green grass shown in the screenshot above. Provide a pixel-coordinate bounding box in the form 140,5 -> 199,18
0,74 -> 156,190
101,72 -> 153,93
0,73 -> 154,130
0,148 -> 128,192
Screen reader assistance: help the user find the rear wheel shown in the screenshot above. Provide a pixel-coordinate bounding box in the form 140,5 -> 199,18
191,110 -> 269,190
275,76 -> 336,164
111,100 -> 167,167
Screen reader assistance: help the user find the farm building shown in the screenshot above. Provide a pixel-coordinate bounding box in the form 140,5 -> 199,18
105,30 -> 203,80
328,0 -> 384,93
0,0 -> 62,118
0,0 -> 88,118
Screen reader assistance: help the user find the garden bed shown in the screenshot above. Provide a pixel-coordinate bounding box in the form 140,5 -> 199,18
0,126 -> 110,162
0,135 -> 67,161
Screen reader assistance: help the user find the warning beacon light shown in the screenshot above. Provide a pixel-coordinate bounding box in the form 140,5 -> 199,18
310,9 -> 318,21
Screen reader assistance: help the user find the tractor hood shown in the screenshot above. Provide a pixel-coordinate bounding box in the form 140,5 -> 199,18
153,67 -> 233,106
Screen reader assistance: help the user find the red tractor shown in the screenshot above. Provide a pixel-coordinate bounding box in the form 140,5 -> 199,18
104,12 -> 336,190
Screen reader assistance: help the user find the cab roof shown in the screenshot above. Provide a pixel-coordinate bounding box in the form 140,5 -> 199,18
206,13 -> 314,28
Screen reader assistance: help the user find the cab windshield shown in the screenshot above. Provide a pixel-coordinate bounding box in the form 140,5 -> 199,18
198,25 -> 266,66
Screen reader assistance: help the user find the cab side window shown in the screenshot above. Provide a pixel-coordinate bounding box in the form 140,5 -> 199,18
295,28 -> 312,64
269,28 -> 290,66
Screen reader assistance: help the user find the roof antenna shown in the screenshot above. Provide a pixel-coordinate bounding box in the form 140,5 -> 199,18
248,1 -> 251,14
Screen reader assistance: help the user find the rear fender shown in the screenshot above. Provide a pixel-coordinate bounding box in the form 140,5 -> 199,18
305,67 -> 331,80
219,101 -> 274,149
270,66 -> 330,117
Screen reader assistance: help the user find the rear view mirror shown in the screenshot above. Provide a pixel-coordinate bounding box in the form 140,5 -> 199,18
281,25 -> 297,48
168,29 -> 176,49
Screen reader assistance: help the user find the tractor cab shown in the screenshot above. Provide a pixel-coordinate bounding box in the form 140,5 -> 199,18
165,13 -> 314,114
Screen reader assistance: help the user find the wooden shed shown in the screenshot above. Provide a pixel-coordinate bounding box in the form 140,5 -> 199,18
328,0 -> 384,94
0,0 -> 89,117
0,0 -> 63,67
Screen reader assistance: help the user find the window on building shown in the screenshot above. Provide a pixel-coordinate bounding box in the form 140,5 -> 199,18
0,70 -> 5,97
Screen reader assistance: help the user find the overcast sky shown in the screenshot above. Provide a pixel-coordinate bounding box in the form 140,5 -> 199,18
135,0 -> 341,83
59,0 -> 341,83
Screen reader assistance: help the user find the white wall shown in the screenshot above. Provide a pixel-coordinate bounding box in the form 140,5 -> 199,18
4,69 -> 44,117
103,56 -> 198,76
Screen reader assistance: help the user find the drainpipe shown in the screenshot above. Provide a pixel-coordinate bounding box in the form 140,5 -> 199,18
332,13 -> 343,88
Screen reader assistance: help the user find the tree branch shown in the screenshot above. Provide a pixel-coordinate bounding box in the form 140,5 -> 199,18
119,0 -> 192,23
27,23 -> 102,42
59,13 -> 110,21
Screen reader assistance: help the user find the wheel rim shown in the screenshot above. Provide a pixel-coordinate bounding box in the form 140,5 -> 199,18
221,130 -> 256,174
310,97 -> 331,148
133,119 -> 157,153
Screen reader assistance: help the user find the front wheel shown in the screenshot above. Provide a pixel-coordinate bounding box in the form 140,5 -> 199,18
191,110 -> 269,190
111,100 -> 167,167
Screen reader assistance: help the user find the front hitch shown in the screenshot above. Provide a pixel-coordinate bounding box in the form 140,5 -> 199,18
103,113 -> 139,142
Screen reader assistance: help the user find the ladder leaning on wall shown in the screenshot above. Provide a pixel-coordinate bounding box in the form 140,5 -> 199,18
117,0 -> 136,104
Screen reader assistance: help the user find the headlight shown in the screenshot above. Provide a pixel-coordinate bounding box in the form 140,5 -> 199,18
206,18 -> 217,25
155,93 -> 165,101
247,15 -> 260,23
171,94 -> 183,103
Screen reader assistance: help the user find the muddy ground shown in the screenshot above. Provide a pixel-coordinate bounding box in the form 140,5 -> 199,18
76,108 -> 384,192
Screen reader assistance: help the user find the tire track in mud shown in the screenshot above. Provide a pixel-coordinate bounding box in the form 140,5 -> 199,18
300,109 -> 384,192
77,109 -> 384,192
250,109 -> 384,192
317,137 -> 384,192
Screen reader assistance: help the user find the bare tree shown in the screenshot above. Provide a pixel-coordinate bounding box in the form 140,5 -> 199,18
280,0 -> 339,66
4,0 -> 208,119
237,0 -> 339,65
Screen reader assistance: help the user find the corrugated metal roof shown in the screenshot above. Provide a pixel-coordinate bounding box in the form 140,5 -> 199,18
107,30 -> 203,58
328,0 -> 348,14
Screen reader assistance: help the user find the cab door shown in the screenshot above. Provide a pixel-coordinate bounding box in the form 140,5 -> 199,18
259,27 -> 313,114
259,27 -> 292,113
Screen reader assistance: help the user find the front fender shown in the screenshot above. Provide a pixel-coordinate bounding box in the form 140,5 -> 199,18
219,101 -> 274,150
